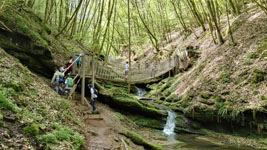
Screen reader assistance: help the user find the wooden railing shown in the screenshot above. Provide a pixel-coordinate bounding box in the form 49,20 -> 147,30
72,53 -> 179,83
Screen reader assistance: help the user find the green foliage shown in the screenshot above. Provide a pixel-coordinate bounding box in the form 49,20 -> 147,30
0,113 -> 3,120
37,124 -> 84,150
23,123 -> 40,136
0,93 -> 19,112
38,133 -> 58,145
218,106 -> 229,119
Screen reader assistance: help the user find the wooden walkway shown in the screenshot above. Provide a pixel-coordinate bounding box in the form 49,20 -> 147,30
72,54 -> 179,84
68,53 -> 190,104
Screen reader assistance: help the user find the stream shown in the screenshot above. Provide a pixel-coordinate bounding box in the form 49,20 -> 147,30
136,87 -> 254,150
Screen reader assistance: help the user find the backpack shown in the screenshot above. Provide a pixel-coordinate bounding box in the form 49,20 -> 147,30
93,88 -> 98,96
58,76 -> 64,83
67,78 -> 73,87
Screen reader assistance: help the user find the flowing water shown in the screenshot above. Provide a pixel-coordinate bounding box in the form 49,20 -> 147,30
163,110 -> 177,141
136,87 -> 147,97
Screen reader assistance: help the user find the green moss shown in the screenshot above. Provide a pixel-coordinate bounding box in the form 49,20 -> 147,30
0,113 -> 3,120
176,115 -> 186,128
0,93 -> 19,112
129,115 -> 163,129
23,123 -> 40,136
122,131 -> 162,150
99,82 -> 166,119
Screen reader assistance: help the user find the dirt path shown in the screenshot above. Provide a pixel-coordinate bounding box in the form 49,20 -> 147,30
80,103 -> 129,150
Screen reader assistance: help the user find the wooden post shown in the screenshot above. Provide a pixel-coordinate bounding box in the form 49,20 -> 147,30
81,54 -> 86,104
127,0 -> 131,93
92,55 -> 95,88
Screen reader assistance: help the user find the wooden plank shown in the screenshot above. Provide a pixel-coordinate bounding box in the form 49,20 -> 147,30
84,114 -> 103,120
92,56 -> 95,88
68,79 -> 80,100
81,54 -> 86,104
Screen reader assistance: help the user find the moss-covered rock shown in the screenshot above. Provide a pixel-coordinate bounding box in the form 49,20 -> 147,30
121,130 -> 163,150
97,81 -> 167,119
129,115 -> 164,129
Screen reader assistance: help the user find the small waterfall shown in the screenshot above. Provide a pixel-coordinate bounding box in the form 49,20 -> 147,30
163,111 -> 177,141
136,87 -> 147,97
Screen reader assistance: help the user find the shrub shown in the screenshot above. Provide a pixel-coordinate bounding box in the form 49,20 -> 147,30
73,133 -> 84,149
23,123 -> 40,136
38,133 -> 58,144
37,124 -> 84,150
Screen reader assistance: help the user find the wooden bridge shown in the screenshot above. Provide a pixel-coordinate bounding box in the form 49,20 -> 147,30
71,53 -> 180,84
68,52 -> 187,105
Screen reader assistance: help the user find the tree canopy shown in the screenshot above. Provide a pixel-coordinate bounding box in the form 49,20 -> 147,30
5,0 -> 267,57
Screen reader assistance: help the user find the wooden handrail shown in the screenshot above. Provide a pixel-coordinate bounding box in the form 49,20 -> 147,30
71,54 -> 181,83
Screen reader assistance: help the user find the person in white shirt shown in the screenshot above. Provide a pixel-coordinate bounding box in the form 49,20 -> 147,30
51,68 -> 64,94
124,61 -> 129,79
88,84 -> 97,112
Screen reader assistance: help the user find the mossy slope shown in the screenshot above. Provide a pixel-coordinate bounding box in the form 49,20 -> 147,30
0,48 -> 84,149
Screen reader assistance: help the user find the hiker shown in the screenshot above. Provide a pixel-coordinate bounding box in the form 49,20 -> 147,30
64,74 -> 73,95
51,68 -> 64,94
151,61 -> 156,77
76,55 -> 81,68
65,56 -> 73,76
125,61 -> 129,79
59,65 -> 65,73
88,84 -> 97,113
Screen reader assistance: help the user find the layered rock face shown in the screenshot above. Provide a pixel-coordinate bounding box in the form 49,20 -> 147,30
0,6 -> 57,77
